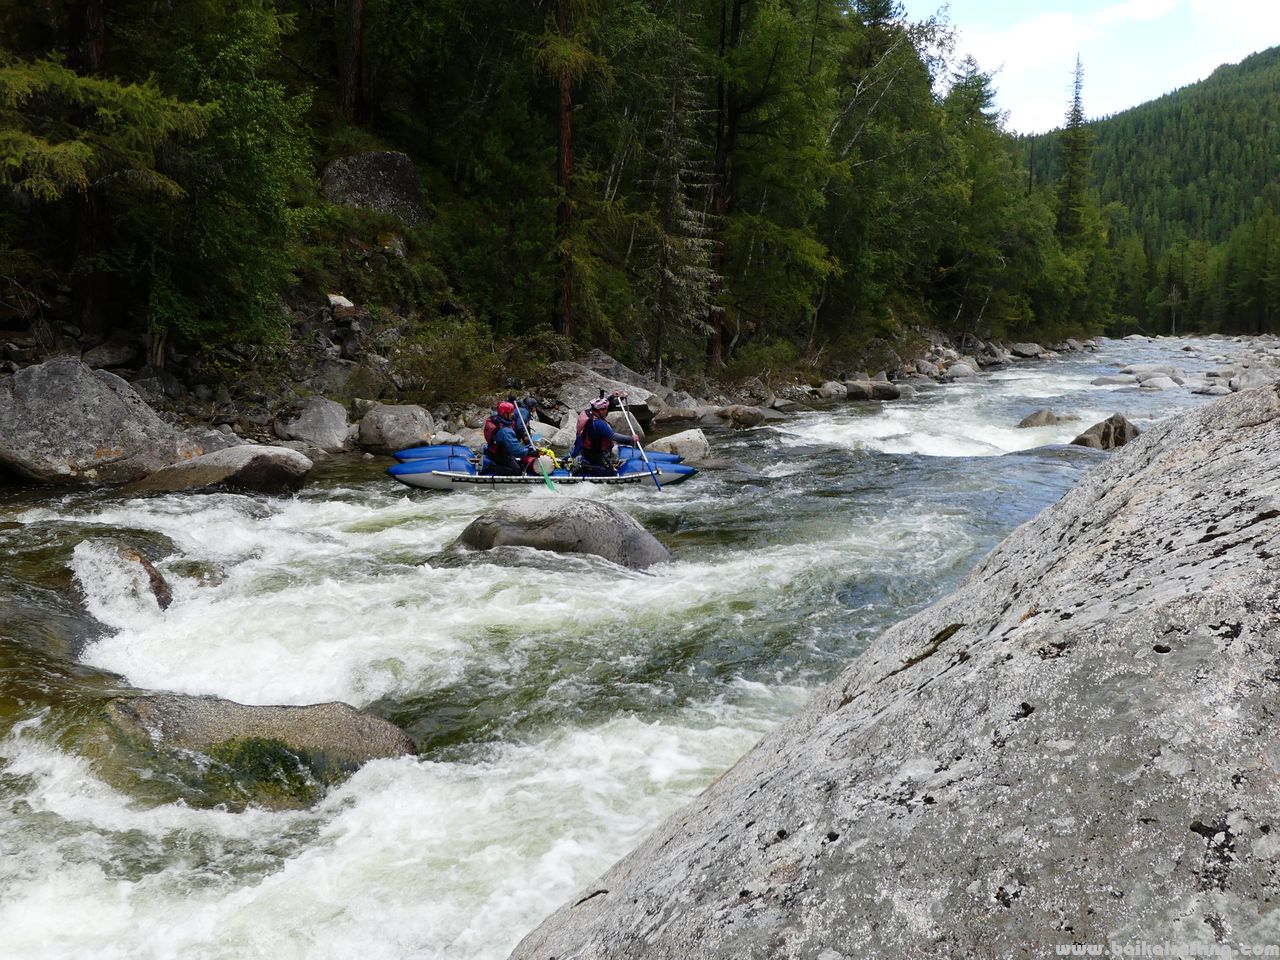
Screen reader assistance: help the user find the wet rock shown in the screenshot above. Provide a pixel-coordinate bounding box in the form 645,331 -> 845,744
1139,376 -> 1179,391
843,380 -> 876,400
511,384 -> 1280,960
457,499 -> 671,570
1070,413 -> 1141,450
1121,363 -> 1179,379
1092,374 -> 1136,386
648,429 -> 711,462
126,445 -> 313,495
320,151 -> 426,225
358,404 -> 435,455
117,548 -> 173,610
275,398 -> 349,453
1016,408 -> 1077,429
1009,341 -> 1044,358
719,404 -> 780,428
105,694 -> 415,809
0,358 -> 206,486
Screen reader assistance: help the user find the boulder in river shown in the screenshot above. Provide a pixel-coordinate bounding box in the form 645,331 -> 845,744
1015,407 -> 1076,428
106,693 -> 416,809
1091,374 -> 1136,386
511,383 -> 1280,959
275,397 -> 349,453
1071,413 -> 1141,450
815,381 -> 846,400
647,429 -> 711,462
457,499 -> 671,570
358,403 -> 435,454
0,357 -> 205,486
1139,375 -> 1179,391
1009,341 -> 1045,358
126,445 -> 313,495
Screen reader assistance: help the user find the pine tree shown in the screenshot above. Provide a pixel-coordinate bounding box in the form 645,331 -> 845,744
1055,56 -> 1092,243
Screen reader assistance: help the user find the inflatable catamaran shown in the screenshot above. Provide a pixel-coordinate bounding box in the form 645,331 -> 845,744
385,444 -> 698,492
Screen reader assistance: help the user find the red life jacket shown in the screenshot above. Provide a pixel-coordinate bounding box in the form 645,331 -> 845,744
579,415 -> 616,463
484,414 -> 508,461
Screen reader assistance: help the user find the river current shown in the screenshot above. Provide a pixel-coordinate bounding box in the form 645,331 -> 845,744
0,337 -> 1231,959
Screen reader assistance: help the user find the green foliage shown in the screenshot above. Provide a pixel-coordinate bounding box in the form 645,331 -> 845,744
0,56 -> 212,200
3,0 -> 1275,379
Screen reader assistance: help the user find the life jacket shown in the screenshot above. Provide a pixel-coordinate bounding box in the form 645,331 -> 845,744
579,415 -> 617,465
484,414 -> 510,461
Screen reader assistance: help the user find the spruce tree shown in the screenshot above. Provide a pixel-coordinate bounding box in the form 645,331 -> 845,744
1055,55 -> 1092,243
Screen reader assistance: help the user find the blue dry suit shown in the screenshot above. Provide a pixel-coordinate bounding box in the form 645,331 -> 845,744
571,415 -> 632,475
484,420 -> 536,475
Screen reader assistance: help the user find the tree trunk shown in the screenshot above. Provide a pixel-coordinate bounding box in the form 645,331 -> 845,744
554,0 -> 575,340
70,0 -> 108,336
339,0 -> 365,123
705,0 -> 744,366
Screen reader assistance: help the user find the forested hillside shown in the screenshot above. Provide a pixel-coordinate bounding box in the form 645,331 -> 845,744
0,1 -> 1271,397
1025,47 -> 1280,336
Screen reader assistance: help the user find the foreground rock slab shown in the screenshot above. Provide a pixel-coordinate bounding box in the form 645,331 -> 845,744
458,498 -> 671,570
126,445 -> 313,494
511,384 -> 1280,959
0,357 -> 204,485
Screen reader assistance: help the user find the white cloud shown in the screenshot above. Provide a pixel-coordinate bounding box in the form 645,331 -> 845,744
946,0 -> 1280,132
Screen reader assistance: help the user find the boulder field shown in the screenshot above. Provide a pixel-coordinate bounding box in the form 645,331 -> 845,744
511,384 -> 1280,959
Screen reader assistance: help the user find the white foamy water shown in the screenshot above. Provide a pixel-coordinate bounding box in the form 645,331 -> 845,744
0,697 -> 792,960
0,336 -> 1244,960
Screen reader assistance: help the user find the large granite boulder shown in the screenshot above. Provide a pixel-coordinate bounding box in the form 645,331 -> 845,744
275,397 -> 349,453
320,151 -> 426,225
1071,413 -> 1141,450
0,358 -> 204,486
126,445 -> 313,495
511,383 -> 1280,959
358,403 -> 434,454
543,361 -> 664,424
457,499 -> 671,570
648,429 -> 711,462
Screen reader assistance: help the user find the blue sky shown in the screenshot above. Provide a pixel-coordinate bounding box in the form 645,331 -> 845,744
902,0 -> 1280,133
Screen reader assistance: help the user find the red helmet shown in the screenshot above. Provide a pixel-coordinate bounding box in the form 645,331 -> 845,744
497,401 -> 516,418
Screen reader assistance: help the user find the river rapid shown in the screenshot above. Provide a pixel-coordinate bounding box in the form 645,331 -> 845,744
0,337 -> 1233,959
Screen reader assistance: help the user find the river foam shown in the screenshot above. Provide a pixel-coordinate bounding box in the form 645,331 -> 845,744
0,336 -> 1243,959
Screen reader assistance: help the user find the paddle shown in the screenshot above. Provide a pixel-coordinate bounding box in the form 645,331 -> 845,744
513,400 -> 556,491
617,395 -> 662,491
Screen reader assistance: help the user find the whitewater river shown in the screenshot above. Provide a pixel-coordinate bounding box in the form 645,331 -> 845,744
0,337 -> 1231,959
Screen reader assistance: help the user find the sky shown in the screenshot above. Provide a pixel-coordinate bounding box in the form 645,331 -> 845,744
902,0 -> 1280,133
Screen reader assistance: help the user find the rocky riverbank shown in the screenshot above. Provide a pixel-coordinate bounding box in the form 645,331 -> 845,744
5,329 -> 1279,491
510,382 -> 1280,958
